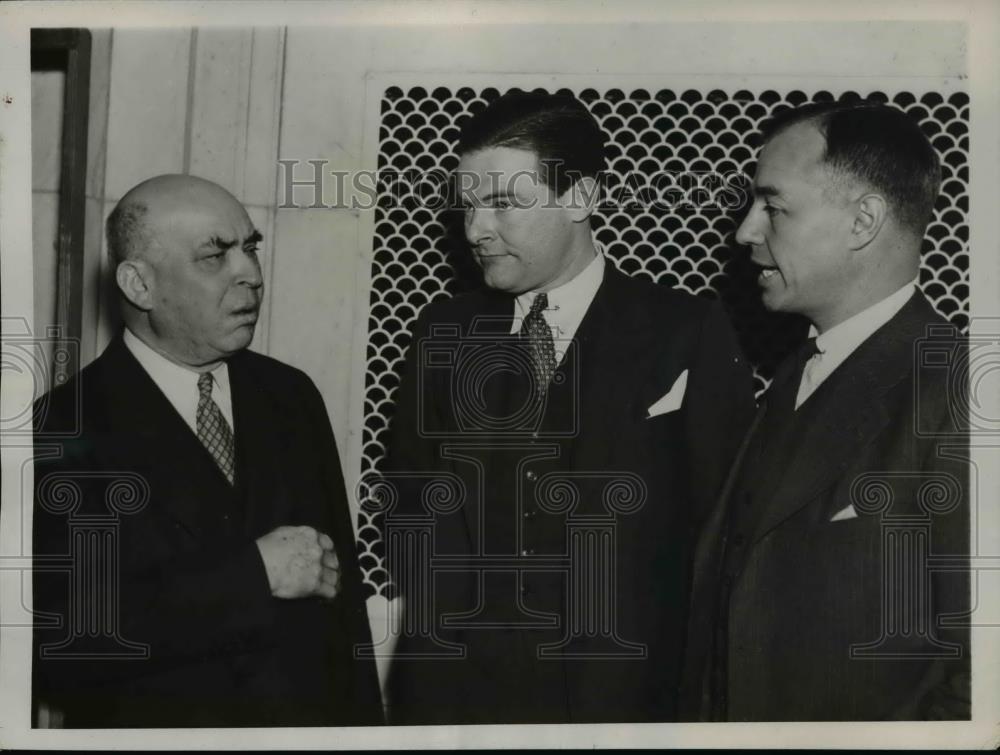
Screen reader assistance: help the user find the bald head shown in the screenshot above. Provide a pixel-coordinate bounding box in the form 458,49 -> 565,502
110,174 -> 264,368
108,175 -> 246,266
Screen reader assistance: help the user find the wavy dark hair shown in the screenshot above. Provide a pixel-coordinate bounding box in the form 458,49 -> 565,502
457,89 -> 606,196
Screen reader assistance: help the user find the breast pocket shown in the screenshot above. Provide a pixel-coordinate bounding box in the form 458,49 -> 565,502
618,410 -> 685,499
641,408 -> 685,445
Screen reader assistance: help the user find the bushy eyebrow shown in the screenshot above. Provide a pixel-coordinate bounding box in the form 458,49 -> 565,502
204,229 -> 262,251
753,184 -> 783,200
460,189 -> 516,208
480,190 -> 515,203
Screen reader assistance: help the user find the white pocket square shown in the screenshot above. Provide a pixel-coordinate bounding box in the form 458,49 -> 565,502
646,369 -> 688,418
830,504 -> 858,522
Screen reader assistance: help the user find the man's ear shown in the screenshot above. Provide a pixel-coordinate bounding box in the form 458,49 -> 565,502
849,192 -> 888,251
115,260 -> 154,311
560,176 -> 600,223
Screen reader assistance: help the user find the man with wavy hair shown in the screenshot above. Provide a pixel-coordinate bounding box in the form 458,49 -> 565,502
384,91 -> 755,724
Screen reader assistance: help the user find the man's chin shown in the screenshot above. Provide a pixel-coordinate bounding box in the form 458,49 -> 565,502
481,269 -> 522,294
759,281 -> 790,313
222,326 -> 256,355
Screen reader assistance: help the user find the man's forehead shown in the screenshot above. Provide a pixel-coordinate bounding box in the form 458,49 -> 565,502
126,176 -> 244,223
455,146 -> 543,189
147,190 -> 253,237
755,121 -> 829,189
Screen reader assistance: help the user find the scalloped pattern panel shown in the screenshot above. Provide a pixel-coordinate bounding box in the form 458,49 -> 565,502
356,86 -> 969,597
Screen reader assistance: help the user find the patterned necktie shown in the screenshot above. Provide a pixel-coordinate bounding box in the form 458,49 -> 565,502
196,372 -> 235,484
522,292 -> 558,400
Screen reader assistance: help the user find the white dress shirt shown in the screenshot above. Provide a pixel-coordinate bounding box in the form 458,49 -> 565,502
795,278 -> 918,409
510,249 -> 606,364
123,328 -> 234,433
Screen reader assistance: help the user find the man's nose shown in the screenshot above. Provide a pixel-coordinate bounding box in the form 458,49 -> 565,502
234,248 -> 264,288
735,205 -> 764,247
465,207 -> 495,244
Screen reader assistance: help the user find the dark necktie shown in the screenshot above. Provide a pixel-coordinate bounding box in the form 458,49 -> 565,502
764,336 -> 820,417
196,372 -> 235,484
521,292 -> 557,400
712,334 -> 822,717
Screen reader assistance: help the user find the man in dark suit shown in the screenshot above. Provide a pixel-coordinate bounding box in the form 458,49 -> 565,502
682,103 -> 971,721
32,174 -> 382,727
381,91 -> 755,724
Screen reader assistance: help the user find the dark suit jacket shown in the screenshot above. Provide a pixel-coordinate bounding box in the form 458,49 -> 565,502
681,291 -> 971,721
32,336 -> 383,727
383,264 -> 756,724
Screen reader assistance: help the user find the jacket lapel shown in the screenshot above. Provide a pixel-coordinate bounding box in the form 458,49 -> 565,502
751,291 -> 934,542
227,352 -> 284,533
478,293 -> 523,430
691,402 -> 766,587
456,293 -> 519,548
96,336 -> 232,536
568,266 -> 662,467
453,270 -> 646,542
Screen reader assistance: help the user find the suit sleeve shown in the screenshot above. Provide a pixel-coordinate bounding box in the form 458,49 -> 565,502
32,445 -> 277,693
294,372 -> 385,723
378,307 -> 478,723
902,403 -> 971,720
682,301 -> 757,533
379,308 -> 444,582
34,369 -> 384,722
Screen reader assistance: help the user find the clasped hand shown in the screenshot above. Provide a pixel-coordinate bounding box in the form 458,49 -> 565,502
256,525 -> 340,599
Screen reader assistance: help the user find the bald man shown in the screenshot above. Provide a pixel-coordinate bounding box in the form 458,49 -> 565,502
32,175 -> 382,727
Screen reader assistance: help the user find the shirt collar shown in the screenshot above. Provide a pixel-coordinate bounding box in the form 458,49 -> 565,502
511,247 -> 606,338
122,328 -> 232,429
808,278 -> 918,360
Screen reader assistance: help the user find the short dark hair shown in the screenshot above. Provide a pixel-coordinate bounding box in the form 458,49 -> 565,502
762,102 -> 941,236
106,201 -> 150,267
457,90 -> 606,195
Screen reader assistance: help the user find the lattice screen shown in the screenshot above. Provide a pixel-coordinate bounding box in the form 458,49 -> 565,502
356,86 -> 969,597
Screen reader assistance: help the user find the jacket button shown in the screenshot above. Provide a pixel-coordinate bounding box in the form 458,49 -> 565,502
526,470 -> 538,482
521,548 -> 535,557
523,509 -> 536,519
